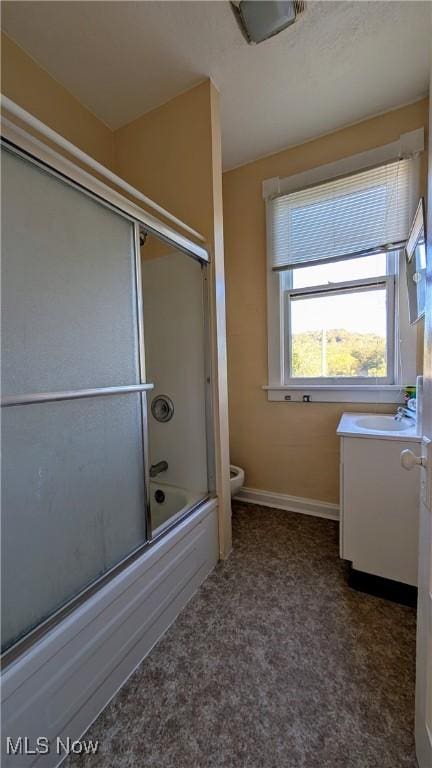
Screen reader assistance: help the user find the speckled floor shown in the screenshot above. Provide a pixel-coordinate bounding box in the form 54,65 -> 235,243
64,502 -> 417,768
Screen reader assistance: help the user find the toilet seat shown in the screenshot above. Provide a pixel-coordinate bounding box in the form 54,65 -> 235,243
229,464 -> 245,496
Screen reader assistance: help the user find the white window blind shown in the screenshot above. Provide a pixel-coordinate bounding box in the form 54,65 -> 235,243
269,158 -> 414,270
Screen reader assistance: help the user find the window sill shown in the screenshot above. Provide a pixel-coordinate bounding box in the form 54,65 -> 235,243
262,385 -> 404,404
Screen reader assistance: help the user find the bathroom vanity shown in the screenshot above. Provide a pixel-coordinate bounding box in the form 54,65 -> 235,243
337,413 -> 421,596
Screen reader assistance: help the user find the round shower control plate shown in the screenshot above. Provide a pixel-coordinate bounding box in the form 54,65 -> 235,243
151,395 -> 174,423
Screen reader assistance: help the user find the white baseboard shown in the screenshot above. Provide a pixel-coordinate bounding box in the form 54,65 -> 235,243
234,486 -> 339,521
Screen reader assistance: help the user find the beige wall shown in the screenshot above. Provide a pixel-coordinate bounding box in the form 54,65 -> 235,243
114,81 -> 216,238
1,34 -> 115,168
223,99 -> 429,504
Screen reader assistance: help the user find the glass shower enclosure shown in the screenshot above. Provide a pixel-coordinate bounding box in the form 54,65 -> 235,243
141,232 -> 213,536
1,142 -> 212,657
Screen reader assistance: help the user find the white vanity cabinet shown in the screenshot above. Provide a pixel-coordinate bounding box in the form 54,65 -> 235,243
337,413 -> 421,587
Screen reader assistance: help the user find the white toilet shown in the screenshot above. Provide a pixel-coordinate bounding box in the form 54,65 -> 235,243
229,464 -> 245,497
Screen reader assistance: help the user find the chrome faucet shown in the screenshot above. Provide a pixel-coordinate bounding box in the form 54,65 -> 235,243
395,406 -> 416,422
150,460 -> 168,478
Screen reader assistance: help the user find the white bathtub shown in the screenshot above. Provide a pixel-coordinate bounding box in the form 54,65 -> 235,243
149,481 -> 206,535
2,498 -> 218,768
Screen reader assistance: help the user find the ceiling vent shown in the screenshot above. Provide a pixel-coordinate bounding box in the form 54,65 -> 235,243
231,1 -> 305,44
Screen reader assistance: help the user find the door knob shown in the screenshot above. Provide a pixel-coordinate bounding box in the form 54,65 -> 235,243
400,449 -> 427,471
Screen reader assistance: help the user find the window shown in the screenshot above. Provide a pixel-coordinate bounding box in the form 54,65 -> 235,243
281,251 -> 395,384
264,141 -> 422,402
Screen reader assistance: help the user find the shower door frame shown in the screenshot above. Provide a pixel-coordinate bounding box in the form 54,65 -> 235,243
1,131 -> 214,667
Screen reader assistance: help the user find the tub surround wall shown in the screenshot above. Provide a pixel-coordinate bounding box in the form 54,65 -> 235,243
142,245 -> 209,495
223,99 -> 429,505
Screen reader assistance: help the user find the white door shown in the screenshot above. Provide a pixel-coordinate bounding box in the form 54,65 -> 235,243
415,431 -> 432,768
414,57 -> 432,768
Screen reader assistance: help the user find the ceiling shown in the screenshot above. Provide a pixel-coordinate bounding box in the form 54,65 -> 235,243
2,1 -> 430,170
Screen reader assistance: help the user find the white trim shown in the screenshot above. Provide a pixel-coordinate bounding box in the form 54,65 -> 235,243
283,273 -> 396,387
263,385 -> 404,403
262,177 -> 280,198
234,487 -> 339,521
284,274 -> 389,298
1,95 -> 206,243
265,198 -> 419,390
262,128 -> 424,200
266,201 -> 284,383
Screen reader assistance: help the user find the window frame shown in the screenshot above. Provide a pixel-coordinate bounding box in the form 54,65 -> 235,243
263,135 -> 423,403
282,253 -> 396,386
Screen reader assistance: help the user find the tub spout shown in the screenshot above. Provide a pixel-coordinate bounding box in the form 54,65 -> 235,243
150,460 -> 168,478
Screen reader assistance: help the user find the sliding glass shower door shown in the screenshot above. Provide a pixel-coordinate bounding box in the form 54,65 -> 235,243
141,233 -> 211,535
1,141 -> 212,658
1,146 -> 150,652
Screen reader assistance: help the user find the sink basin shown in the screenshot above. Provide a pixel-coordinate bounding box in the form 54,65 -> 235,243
337,411 -> 419,442
353,415 -> 412,432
